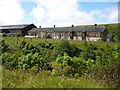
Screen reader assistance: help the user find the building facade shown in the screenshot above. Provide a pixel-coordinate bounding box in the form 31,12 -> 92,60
28,25 -> 108,41
0,23 -> 111,41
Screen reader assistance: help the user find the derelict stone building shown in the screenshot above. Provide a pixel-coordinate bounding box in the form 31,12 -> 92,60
28,25 -> 109,41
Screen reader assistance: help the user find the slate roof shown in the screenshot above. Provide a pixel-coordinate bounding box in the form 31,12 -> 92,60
0,24 -> 35,30
73,26 -> 105,32
29,26 -> 106,32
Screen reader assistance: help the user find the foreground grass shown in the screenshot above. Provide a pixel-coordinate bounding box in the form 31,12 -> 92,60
0,66 -> 2,89
2,68 -> 110,88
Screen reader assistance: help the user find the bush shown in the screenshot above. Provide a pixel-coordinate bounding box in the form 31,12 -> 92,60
55,53 -> 94,77
55,40 -> 83,57
87,44 -> 120,87
2,33 -> 7,37
2,52 -> 17,69
1,40 -> 10,53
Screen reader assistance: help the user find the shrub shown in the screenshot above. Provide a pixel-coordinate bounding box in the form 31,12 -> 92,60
1,40 -> 10,53
55,40 -> 83,57
55,53 -> 94,77
2,33 -> 7,37
2,52 -> 17,69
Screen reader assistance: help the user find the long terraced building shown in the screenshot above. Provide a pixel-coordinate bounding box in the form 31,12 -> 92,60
28,25 -> 111,41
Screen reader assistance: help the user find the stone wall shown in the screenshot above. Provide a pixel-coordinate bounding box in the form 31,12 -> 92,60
29,31 -> 103,41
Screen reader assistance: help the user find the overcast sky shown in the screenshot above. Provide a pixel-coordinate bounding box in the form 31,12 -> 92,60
0,0 -> 119,27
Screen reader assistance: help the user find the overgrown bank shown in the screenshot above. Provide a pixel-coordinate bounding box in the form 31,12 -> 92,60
1,37 -> 120,88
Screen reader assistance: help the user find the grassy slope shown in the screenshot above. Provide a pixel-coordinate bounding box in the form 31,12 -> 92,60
2,68 -> 109,88
98,23 -> 119,36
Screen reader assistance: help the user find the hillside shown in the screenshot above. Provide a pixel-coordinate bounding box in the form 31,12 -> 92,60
98,23 -> 119,42
2,37 -> 119,88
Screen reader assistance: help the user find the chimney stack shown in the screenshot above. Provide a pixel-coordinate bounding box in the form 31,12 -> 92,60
72,24 -> 74,27
54,25 -> 56,28
95,24 -> 97,26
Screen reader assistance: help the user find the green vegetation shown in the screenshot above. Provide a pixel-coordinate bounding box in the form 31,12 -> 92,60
99,23 -> 119,42
2,69 -> 109,88
1,37 -> 120,88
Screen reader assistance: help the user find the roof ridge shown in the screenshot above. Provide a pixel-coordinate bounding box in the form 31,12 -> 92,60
0,24 -> 32,27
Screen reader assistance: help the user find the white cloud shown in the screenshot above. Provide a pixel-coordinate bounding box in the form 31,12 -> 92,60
19,0 -> 119,2
0,0 -> 25,25
30,0 -> 95,27
0,0 -> 117,26
100,7 -> 118,22
90,6 -> 118,23
31,0 -> 118,27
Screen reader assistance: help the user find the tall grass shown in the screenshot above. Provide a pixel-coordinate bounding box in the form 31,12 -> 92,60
2,68 -> 109,88
2,37 -> 117,50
